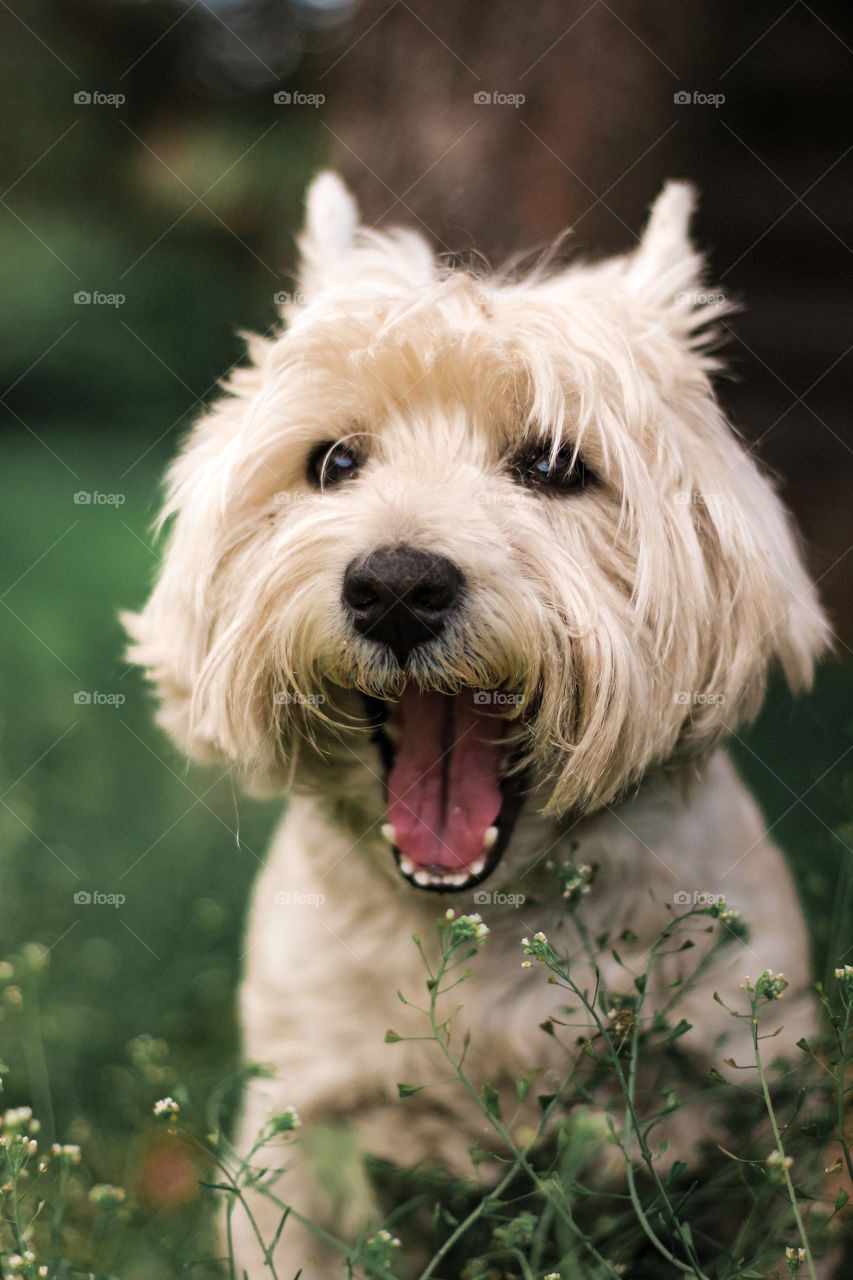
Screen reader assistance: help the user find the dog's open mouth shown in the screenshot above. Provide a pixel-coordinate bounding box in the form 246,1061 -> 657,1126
365,688 -> 526,892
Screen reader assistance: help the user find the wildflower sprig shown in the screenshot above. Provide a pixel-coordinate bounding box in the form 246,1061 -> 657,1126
520,907 -> 720,1279
389,919 -> 627,1280
361,1227 -> 402,1274
521,931 -> 555,967
559,862 -> 595,905
738,969 -> 788,1002
809,963 -> 853,1200
441,909 -> 489,950
728,968 -> 817,1280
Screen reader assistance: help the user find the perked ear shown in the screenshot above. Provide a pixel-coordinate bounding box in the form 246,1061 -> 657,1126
293,171 -> 437,302
623,182 -> 705,309
297,171 -> 360,298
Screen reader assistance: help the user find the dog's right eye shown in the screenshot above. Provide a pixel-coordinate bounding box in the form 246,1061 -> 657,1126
307,441 -> 360,488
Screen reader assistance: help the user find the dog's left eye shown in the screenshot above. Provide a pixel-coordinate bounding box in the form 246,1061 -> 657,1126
514,444 -> 591,493
307,441 -> 360,488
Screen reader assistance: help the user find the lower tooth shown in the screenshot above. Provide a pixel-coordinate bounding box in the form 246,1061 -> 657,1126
469,858 -> 486,876
482,826 -> 498,851
381,823 -> 398,845
399,855 -> 415,875
413,870 -> 431,887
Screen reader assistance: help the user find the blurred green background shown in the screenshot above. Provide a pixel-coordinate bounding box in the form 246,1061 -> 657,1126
1,1 -> 851,1274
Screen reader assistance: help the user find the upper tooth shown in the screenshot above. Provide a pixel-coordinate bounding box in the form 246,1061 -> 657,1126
381,823 -> 398,845
469,857 -> 486,876
482,826 -> 498,851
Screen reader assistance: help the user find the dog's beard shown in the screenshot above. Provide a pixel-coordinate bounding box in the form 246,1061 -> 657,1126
365,686 -> 528,892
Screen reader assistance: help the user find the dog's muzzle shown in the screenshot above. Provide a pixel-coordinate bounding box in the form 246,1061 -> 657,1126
342,545 -> 463,666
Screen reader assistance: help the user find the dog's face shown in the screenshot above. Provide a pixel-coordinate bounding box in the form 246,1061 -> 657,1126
126,174 -> 828,892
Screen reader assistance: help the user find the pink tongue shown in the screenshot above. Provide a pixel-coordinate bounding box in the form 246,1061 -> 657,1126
387,689 -> 504,871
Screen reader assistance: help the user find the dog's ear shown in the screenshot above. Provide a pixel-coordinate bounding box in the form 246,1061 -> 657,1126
297,171 -> 360,296
623,182 -> 704,309
295,170 -> 436,300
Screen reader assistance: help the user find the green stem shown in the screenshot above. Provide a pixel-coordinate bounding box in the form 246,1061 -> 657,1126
417,1161 -> 522,1280
425,947 -> 623,1280
560,916 -> 710,1277
750,999 -> 817,1280
837,998 -> 853,1188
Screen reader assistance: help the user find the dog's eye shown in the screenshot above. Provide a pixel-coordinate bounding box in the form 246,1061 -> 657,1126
514,444 -> 592,493
307,441 -> 360,488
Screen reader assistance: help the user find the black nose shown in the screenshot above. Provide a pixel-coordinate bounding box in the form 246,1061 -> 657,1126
342,546 -> 464,665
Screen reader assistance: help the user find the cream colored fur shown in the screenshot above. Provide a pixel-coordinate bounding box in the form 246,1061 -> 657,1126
126,173 -> 830,1278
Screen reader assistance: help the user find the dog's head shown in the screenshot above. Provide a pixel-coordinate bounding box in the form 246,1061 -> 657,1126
125,173 -> 829,891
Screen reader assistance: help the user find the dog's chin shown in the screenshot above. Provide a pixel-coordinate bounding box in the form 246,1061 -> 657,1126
362,686 -> 528,894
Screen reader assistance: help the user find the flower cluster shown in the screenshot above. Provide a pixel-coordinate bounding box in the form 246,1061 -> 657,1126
785,1245 -> 807,1277
739,970 -> 787,1001
491,1210 -> 537,1249
606,1001 -> 635,1038
834,964 -> 853,988
50,1142 -> 82,1166
707,898 -> 746,932
267,1105 -> 301,1136
443,910 -> 489,947
2,1107 -> 39,1134
361,1227 -> 401,1273
766,1148 -> 794,1184
521,932 -> 553,967
89,1183 -> 126,1206
153,1096 -> 179,1117
5,1249 -> 47,1280
559,861 -> 594,905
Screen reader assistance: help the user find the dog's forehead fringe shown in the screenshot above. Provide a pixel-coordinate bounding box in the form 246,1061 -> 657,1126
270,278 -> 685,446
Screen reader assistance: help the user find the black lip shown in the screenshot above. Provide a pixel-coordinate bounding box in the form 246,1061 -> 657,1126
363,693 -> 527,893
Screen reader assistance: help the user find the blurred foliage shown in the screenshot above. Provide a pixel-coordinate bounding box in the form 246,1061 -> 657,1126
0,0 -> 345,434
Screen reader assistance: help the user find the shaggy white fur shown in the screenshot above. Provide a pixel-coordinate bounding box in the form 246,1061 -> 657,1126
126,173 -> 830,1278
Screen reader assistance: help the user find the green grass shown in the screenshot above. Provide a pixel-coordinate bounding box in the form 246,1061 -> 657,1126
0,424 -> 851,1277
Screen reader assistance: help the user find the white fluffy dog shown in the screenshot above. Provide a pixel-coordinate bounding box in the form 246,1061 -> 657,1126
127,173 -> 829,1277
